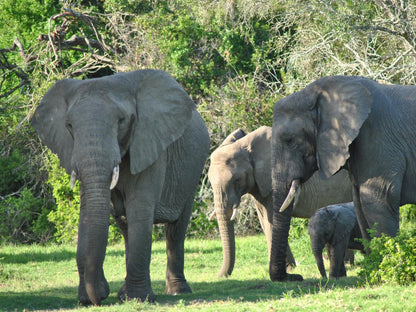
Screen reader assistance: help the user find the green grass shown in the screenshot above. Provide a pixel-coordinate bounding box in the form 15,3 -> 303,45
1,234 -> 415,311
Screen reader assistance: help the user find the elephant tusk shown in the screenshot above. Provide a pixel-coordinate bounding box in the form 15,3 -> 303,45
70,170 -> 77,190
230,208 -> 238,221
208,210 -> 217,221
110,165 -> 119,190
279,179 -> 300,213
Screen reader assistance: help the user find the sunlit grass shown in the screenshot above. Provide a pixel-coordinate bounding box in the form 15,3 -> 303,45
1,234 -> 415,311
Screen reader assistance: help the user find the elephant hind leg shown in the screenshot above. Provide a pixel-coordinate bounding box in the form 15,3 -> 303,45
164,198 -> 193,295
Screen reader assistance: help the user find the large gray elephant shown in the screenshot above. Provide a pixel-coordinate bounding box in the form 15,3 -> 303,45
308,202 -> 363,279
31,70 -> 210,305
270,75 -> 416,282
208,126 -> 352,277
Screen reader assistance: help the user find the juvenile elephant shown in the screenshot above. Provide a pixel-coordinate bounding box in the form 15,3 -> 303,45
31,70 -> 210,304
270,75 -> 416,282
208,126 -> 353,277
308,202 -> 363,279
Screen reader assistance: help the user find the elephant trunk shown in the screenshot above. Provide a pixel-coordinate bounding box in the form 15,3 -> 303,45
76,158 -> 114,305
269,188 -> 294,281
269,150 -> 303,281
214,188 -> 235,277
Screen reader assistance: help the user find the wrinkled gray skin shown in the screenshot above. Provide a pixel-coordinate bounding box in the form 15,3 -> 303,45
270,75 -> 416,282
31,70 -> 210,305
308,202 -> 363,279
208,126 -> 352,277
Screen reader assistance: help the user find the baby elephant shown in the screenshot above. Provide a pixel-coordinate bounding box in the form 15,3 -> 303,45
308,202 -> 363,279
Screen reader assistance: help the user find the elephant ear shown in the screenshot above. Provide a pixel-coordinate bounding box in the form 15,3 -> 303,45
220,128 -> 246,147
249,126 -> 272,197
314,78 -> 372,178
128,70 -> 194,174
31,79 -> 82,174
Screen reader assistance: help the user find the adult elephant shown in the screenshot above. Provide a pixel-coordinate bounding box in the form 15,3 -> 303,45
31,70 -> 210,305
270,75 -> 416,282
208,126 -> 352,277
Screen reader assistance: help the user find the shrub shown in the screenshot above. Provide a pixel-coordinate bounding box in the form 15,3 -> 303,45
359,226 -> 416,285
0,188 -> 52,244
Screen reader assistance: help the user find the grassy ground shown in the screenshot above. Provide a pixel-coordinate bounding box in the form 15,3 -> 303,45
1,233 -> 415,311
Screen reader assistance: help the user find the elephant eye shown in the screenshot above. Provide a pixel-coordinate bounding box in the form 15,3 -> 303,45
286,138 -> 297,149
118,117 -> 126,127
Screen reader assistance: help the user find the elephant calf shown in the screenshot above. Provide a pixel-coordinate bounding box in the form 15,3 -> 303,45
308,202 -> 364,279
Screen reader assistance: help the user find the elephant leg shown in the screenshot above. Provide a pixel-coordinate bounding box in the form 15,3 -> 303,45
255,202 -> 296,268
351,164 -> 402,243
329,240 -> 349,279
359,180 -> 400,237
118,159 -> 166,303
344,249 -> 355,266
119,201 -> 155,302
164,197 -> 193,295
111,191 -> 129,297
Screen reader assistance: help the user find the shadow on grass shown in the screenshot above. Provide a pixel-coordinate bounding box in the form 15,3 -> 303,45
0,243 -> 223,265
0,249 -> 76,264
0,276 -> 363,311
0,281 -> 124,311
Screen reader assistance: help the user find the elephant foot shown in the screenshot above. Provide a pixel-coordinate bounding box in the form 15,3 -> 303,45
117,282 -> 156,303
78,278 -> 110,305
165,279 -> 192,295
270,272 -> 304,282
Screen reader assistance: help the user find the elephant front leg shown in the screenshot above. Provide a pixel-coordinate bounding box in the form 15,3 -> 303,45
117,214 -> 155,302
164,203 -> 192,295
117,154 -> 167,302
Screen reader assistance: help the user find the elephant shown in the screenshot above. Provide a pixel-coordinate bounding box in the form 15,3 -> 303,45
31,69 -> 210,305
270,75 -> 416,282
208,126 -> 353,277
308,202 -> 363,279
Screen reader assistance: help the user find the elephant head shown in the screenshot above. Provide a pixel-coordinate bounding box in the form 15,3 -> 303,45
208,126 -> 271,277
31,70 -> 195,304
270,76 -> 372,281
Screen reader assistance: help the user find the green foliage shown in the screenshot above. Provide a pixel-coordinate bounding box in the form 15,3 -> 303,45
0,188 -> 52,244
45,153 -> 80,243
359,229 -> 416,285
0,150 -> 26,195
359,207 -> 416,286
289,218 -> 309,240
0,0 -> 59,46
187,200 -> 218,238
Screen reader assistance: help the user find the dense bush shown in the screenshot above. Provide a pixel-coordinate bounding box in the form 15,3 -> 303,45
359,205 -> 416,285
359,229 -> 416,285
0,187 -> 52,244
